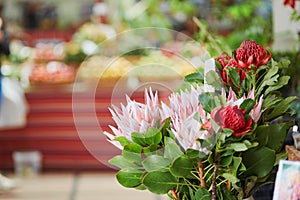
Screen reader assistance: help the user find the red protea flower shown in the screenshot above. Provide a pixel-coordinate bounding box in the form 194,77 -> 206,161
211,105 -> 253,137
215,53 -> 232,69
284,0 -> 296,9
216,53 -> 245,87
235,40 -> 272,70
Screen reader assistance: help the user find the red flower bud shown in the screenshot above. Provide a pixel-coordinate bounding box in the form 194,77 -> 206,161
215,54 -> 245,87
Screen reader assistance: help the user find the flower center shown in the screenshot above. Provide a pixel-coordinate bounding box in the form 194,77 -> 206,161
223,106 -> 246,131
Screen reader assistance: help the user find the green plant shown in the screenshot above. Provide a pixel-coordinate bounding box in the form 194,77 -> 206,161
105,40 -> 295,199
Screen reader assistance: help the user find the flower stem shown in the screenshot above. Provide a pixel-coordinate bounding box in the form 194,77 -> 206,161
198,161 -> 206,188
170,189 -> 178,200
212,152 -> 218,200
226,180 -> 231,191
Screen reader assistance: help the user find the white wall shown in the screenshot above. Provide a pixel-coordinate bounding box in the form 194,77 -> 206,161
272,0 -> 300,52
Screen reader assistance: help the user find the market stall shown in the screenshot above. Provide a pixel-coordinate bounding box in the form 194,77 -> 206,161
0,23 -> 204,171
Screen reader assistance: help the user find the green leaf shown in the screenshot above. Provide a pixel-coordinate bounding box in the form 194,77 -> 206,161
255,124 -> 287,152
145,127 -> 162,145
213,95 -> 223,108
276,59 -> 290,69
239,99 -> 255,114
135,184 -> 147,190
109,155 -> 139,170
164,137 -> 184,161
184,70 -> 204,84
116,170 -> 143,188
198,133 -> 217,150
199,93 -> 217,113
142,155 -> 170,172
264,74 -> 279,86
219,155 -> 233,167
170,156 -> 195,178
275,151 -> 288,166
215,59 -> 222,70
262,94 -> 281,109
123,143 -> 143,163
264,76 -> 290,96
265,96 -> 297,120
222,173 -> 239,184
232,157 -> 243,176
242,147 -> 276,178
114,136 -> 131,147
220,184 -> 238,200
131,132 -> 147,147
160,117 -> 172,138
143,144 -> 159,156
142,171 -> 177,194
194,188 -> 212,200
186,149 -> 207,159
206,70 -> 223,90
227,68 -> 241,88
218,128 -> 233,143
225,142 -> 249,152
256,66 -> 279,96
264,65 -> 278,80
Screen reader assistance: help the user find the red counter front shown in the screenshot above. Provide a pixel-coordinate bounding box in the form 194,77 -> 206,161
0,82 -> 172,172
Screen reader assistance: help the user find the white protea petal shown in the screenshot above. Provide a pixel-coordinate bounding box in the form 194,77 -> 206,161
222,87 -> 263,123
228,88 -> 236,102
139,120 -> 149,133
173,116 -> 202,151
233,98 -> 244,107
104,131 -> 116,140
103,131 -> 123,150
104,88 -> 163,150
247,88 -> 255,99
164,85 -> 209,153
250,95 -> 264,122
109,125 -> 123,137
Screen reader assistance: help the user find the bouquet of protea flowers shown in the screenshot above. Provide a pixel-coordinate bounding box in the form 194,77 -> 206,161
104,40 -> 296,200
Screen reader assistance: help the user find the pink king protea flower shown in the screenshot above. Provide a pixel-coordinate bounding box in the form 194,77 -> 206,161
104,88 -> 161,149
161,86 -> 211,152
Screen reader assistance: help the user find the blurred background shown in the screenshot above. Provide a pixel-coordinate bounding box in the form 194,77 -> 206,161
0,0 -> 299,199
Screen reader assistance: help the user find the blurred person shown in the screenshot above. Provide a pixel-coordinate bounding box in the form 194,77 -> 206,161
0,17 -> 10,57
0,3 -> 17,191
0,2 -> 28,129
0,17 -> 10,107
0,173 -> 17,191
0,4 -> 11,117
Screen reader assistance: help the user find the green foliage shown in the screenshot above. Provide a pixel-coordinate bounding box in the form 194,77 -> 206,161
242,147 -> 275,178
193,18 -> 232,57
184,69 -> 204,84
291,10 -> 300,22
116,170 -> 144,188
206,70 -> 223,90
142,171 -> 177,194
255,124 -> 287,153
108,38 -> 294,200
170,156 -> 195,178
198,0 -> 273,48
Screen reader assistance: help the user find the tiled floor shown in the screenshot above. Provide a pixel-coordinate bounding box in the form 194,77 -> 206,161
0,172 -> 168,200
